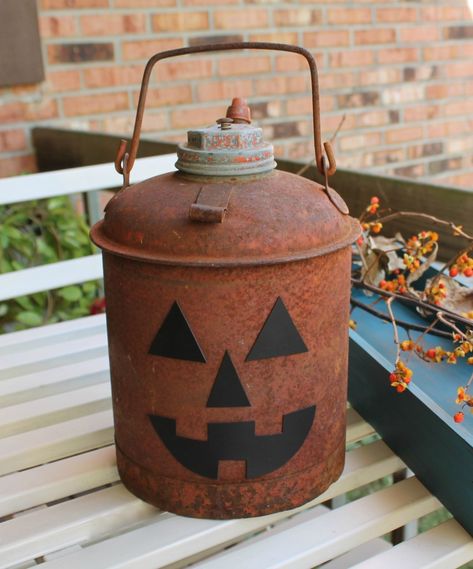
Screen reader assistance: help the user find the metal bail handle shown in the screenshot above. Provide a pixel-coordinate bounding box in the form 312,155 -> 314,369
115,42 -> 337,183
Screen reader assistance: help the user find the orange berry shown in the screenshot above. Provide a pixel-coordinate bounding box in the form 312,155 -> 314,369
464,268 -> 473,277
449,266 -> 458,277
370,196 -> 380,204
426,348 -> 436,359
454,411 -> 465,423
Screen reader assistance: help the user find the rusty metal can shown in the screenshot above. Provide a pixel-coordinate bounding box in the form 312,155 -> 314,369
91,42 -> 360,519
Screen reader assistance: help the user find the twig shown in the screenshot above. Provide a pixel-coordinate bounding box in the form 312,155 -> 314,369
436,312 -> 470,341
373,211 -> 473,241
350,298 -> 451,338
351,278 -> 473,328
386,297 -> 401,362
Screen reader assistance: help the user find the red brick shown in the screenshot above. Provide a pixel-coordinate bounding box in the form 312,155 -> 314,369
394,164 -> 424,178
114,0 -> 175,6
196,80 -> 252,102
171,106 -> 226,129
189,34 -> 243,47
320,72 -> 357,90
0,155 -> 36,178
360,68 -> 401,86
321,113 -> 357,135
421,6 -> 467,21
381,84 -> 424,105
425,84 -> 465,100
40,0 -> 108,8
48,43 -> 114,64
63,92 -> 129,116
328,8 -> 371,24
386,126 -> 423,144
444,99 -> 473,117
83,65 -> 143,88
377,7 -> 417,22
39,16 -> 77,38
446,61 -> 473,79
255,75 -> 308,96
404,105 -> 440,121
0,130 -> 27,153
339,132 -> 382,151
138,84 -> 193,107
25,100 -> 59,122
338,91 -> 380,108
155,59 -> 213,81
429,120 -> 469,138
217,56 -> 271,76
357,110 -> 393,128
100,112 -> 168,134
249,32 -> 299,44
407,142 -> 443,159
304,30 -> 350,48
355,28 -> 395,45
122,38 -> 184,61
446,173 -> 473,188
274,9 -> 321,26
215,9 -> 268,29
152,12 -> 209,32
47,70 -> 82,92
370,148 -> 405,166
378,47 -> 418,64
81,14 -> 147,36
399,26 -> 439,43
286,95 -> 335,116
330,50 -> 374,67
275,55 -> 307,72
184,0 -> 237,4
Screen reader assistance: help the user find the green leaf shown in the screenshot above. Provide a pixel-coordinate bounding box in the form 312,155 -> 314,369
58,286 -> 82,302
0,304 -> 8,317
16,311 -> 43,326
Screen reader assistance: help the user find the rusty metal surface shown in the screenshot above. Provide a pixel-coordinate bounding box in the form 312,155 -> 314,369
90,169 -> 360,267
226,97 -> 251,124
188,185 -> 233,223
114,42 -> 336,180
176,118 -> 276,177
102,249 -> 351,518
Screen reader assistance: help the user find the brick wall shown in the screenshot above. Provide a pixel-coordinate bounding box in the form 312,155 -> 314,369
1,0 -> 472,187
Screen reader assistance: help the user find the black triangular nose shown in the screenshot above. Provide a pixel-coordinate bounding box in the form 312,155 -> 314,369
206,351 -> 251,408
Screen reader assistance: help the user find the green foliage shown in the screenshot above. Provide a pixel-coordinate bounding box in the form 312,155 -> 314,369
0,196 -> 101,333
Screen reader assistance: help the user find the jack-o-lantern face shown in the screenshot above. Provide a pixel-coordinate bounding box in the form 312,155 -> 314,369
148,297 -> 316,480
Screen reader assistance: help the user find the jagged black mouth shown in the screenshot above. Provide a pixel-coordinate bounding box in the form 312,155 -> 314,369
149,405 -> 316,479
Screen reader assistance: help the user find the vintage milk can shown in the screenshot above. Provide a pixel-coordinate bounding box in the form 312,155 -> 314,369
90,42 -> 360,519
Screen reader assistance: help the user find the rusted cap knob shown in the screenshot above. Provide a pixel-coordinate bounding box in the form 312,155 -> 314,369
226,97 -> 251,124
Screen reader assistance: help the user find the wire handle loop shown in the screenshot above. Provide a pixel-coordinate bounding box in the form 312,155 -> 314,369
115,42 -> 337,181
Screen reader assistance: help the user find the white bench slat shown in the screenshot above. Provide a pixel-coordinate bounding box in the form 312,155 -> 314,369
0,154 -> 177,205
0,485 -> 162,569
0,254 -> 103,302
0,355 -> 109,408
350,517 -> 473,569
0,409 -> 113,476
0,332 -> 107,379
195,477 -> 441,569
0,446 -> 118,518
0,313 -> 105,350
346,408 -> 374,444
0,382 -> 111,438
35,440 -> 405,569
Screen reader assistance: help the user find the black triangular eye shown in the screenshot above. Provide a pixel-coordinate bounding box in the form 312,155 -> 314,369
149,302 -> 206,362
207,352 -> 250,408
246,297 -> 308,361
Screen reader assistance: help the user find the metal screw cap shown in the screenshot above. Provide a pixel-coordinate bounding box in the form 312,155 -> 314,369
216,117 -> 233,130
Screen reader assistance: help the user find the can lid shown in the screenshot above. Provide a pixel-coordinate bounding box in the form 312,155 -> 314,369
175,99 -> 276,177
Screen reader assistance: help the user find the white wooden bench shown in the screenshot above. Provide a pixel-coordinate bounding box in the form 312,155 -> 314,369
0,157 -> 472,569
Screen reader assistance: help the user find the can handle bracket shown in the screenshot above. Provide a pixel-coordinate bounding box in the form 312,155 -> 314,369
115,42 -> 336,184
